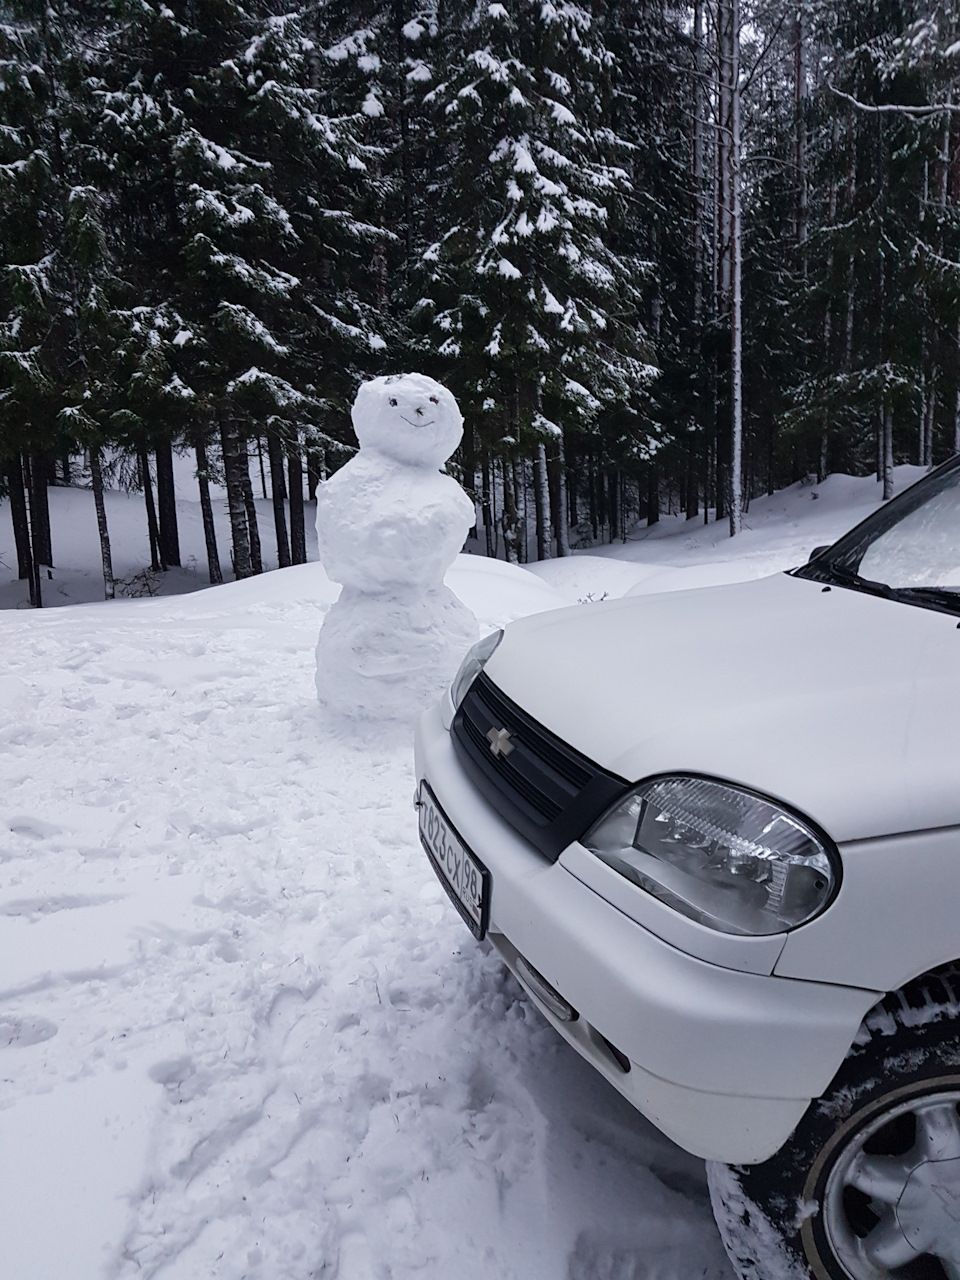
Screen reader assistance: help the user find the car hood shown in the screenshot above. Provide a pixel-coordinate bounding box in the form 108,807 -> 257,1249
482,571 -> 960,843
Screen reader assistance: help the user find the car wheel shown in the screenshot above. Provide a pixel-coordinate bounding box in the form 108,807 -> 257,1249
707,966 -> 960,1280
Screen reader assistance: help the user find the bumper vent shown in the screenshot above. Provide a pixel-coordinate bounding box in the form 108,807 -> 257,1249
451,673 -> 628,860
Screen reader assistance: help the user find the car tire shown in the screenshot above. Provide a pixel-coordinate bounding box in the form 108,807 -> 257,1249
706,966 -> 960,1280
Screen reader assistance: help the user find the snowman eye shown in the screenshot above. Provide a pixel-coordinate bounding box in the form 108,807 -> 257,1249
429,396 -> 439,404
389,397 -> 398,406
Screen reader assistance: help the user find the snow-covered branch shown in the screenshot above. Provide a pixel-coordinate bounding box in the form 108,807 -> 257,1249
827,84 -> 960,118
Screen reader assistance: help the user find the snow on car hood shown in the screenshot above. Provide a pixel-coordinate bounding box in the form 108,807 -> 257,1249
481,571 -> 960,843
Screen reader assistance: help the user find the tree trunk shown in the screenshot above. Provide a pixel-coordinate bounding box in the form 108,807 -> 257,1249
794,0 -> 809,255
288,441 -> 307,565
533,441 -> 552,560
138,449 -> 162,572
461,423 -> 477,518
607,469 -> 619,542
27,452 -> 53,566
692,0 -> 705,329
88,446 -> 115,600
220,417 -> 253,579
513,458 -> 527,562
686,444 -> 699,519
553,435 -> 569,556
923,381 -> 936,469
257,437 -> 268,500
556,463 -> 569,555
882,399 -> 894,501
501,458 -> 519,564
391,0 -> 414,270
20,455 -> 42,606
267,431 -> 291,568
647,465 -> 659,526
818,116 -> 840,487
240,454 -> 263,574
306,447 -> 321,500
718,0 -> 743,536
194,438 -> 223,585
6,455 -> 33,581
154,439 -> 181,567
481,456 -> 495,557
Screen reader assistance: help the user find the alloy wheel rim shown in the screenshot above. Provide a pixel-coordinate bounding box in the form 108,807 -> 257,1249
822,1089 -> 960,1280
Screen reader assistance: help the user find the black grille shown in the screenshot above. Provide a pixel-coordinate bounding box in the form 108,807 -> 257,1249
452,673 -> 628,860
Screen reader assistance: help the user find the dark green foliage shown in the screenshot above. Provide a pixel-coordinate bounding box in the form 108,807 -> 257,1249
411,1 -> 654,456
1,0 -> 959,582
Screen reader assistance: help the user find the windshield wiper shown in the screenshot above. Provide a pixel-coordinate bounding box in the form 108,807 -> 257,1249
813,564 -> 896,599
888,586 -> 960,616
801,563 -> 960,615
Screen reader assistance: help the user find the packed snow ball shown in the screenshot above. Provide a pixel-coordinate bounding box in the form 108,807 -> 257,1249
352,372 -> 464,470
314,373 -> 478,722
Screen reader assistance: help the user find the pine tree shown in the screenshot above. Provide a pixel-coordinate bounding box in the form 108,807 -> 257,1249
0,0 -> 128,600
412,0 -> 654,555
91,1 -> 390,576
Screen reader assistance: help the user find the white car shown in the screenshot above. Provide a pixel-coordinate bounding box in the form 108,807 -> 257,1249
415,457 -> 960,1280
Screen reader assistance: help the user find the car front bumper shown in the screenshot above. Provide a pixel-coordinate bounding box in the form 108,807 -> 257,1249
415,701 -> 882,1164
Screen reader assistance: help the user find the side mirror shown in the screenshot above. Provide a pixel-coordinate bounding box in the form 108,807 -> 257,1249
807,545 -> 830,563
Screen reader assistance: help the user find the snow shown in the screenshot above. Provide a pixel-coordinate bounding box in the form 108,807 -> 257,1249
529,467 -> 928,602
0,463 -> 927,1279
706,1164 -> 807,1280
361,89 -> 384,118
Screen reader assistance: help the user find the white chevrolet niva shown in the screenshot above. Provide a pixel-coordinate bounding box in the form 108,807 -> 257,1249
415,456 -> 960,1280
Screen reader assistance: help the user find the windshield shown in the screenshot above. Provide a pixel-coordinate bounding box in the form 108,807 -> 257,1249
794,458 -> 960,616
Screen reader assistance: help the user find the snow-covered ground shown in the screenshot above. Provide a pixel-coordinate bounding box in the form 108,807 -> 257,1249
0,467 -> 921,1280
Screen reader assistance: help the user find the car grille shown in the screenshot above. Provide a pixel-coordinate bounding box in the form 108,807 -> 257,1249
451,673 -> 629,860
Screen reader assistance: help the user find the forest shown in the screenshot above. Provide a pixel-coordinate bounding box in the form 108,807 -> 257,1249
1,0 -> 959,603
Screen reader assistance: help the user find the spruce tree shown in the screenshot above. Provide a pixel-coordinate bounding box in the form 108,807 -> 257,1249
0,0 -> 126,599
411,0 -> 654,555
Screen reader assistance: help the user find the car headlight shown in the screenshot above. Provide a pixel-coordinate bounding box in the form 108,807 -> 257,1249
450,628 -> 504,710
583,775 -> 838,936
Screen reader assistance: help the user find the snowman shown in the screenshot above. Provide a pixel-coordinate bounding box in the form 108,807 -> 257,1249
315,373 -> 479,721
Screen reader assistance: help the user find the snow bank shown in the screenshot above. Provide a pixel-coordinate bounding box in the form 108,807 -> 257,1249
531,467 -> 928,600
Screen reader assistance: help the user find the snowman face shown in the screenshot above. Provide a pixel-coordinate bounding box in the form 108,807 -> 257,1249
352,373 -> 464,469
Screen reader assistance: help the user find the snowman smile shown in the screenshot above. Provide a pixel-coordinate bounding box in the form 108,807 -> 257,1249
401,414 -> 434,429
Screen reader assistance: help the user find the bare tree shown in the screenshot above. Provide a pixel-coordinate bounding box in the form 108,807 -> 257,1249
88,446 -> 115,599
717,0 -> 744,535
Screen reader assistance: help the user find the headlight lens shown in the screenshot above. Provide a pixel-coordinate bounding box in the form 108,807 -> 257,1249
450,628 -> 503,710
583,775 -> 838,936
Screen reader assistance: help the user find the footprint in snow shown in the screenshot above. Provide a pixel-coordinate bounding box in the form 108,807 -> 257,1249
0,894 -> 121,918
337,1231 -> 376,1280
567,1227 -> 730,1280
0,1016 -> 58,1048
5,815 -> 63,840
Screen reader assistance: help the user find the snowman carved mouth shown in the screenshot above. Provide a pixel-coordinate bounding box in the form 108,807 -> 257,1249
400,414 -> 434,429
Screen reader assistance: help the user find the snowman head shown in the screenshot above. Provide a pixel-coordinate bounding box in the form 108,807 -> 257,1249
351,373 -> 464,469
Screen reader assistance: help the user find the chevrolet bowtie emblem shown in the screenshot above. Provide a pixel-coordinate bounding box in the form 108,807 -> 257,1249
486,727 -> 515,758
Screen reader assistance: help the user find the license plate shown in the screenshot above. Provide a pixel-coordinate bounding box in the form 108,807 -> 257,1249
418,782 -> 490,940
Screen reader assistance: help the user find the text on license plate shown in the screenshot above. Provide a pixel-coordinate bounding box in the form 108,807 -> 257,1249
418,783 -> 489,939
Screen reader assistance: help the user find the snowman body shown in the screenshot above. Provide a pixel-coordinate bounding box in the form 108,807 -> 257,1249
315,374 -> 478,720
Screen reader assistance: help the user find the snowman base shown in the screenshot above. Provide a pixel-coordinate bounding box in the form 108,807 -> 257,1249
315,585 -> 478,722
